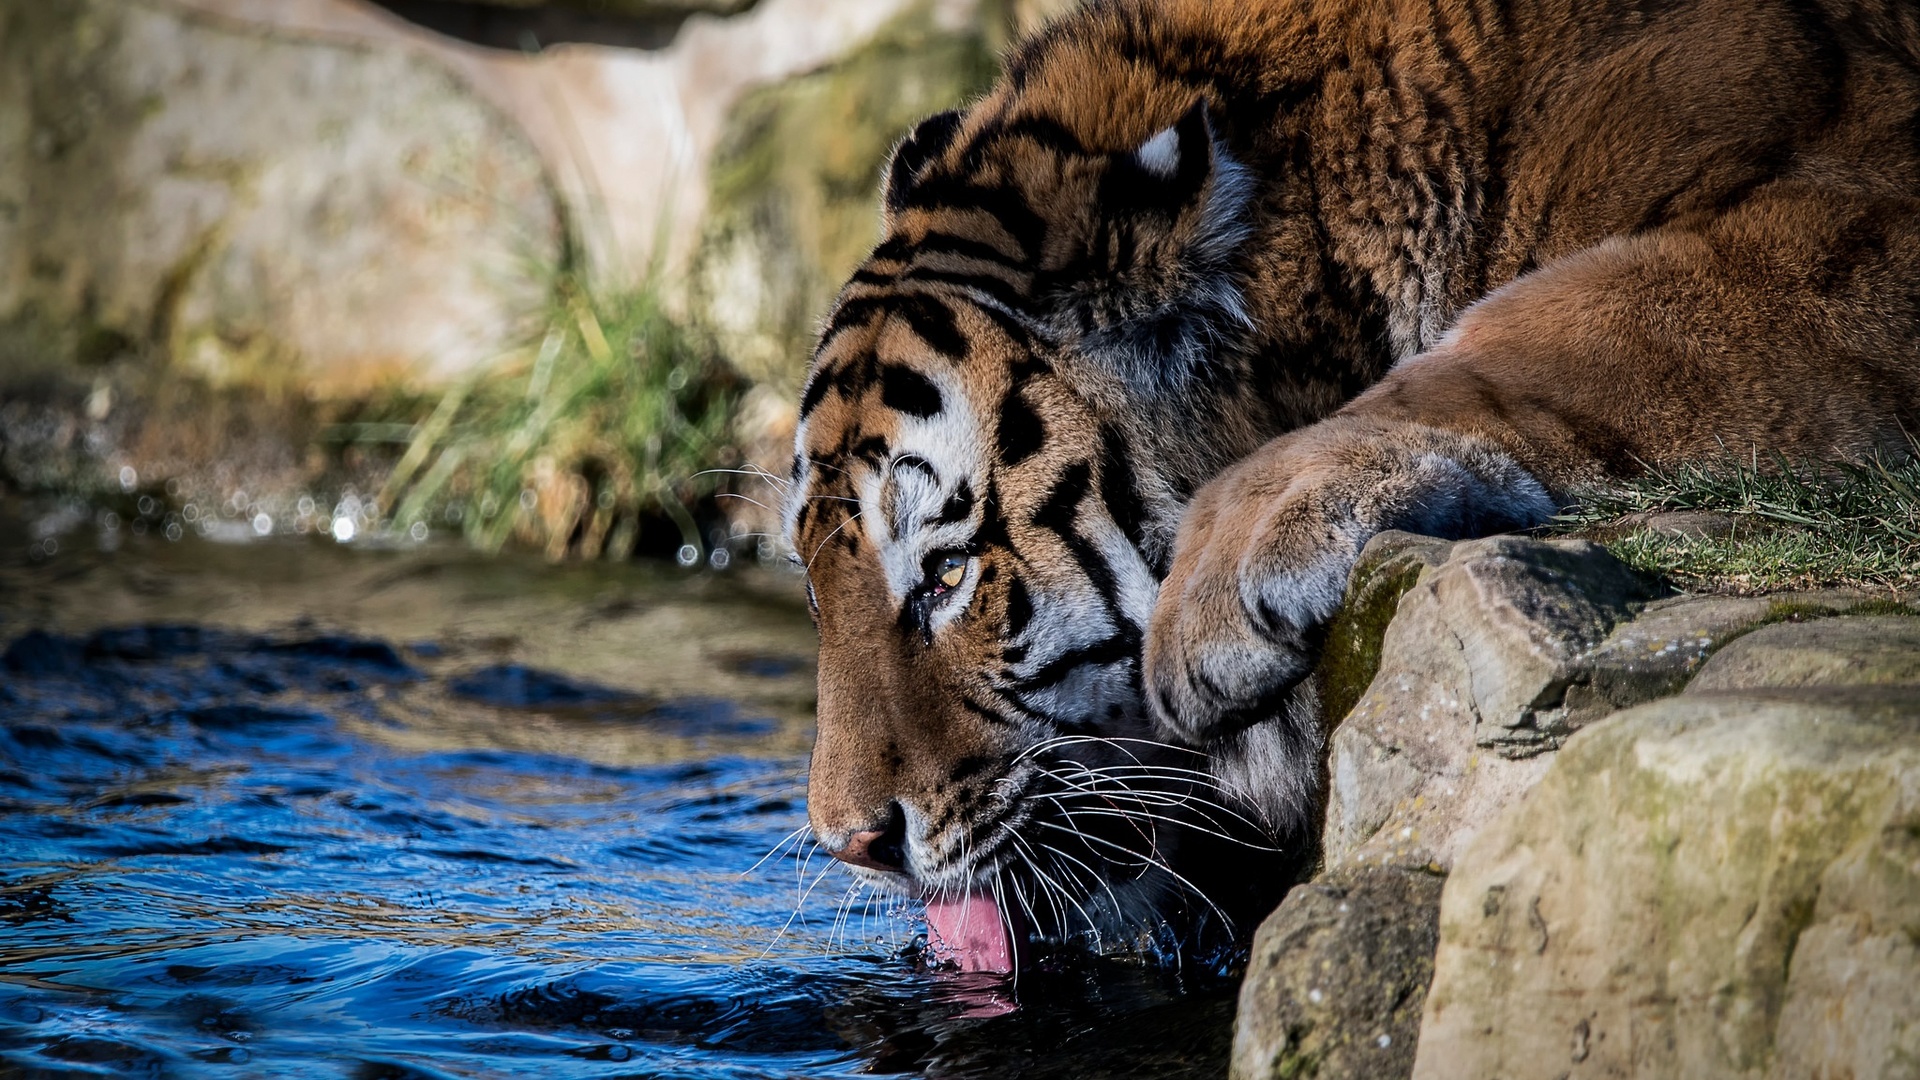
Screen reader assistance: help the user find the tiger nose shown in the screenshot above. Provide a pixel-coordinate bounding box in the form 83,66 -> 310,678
829,802 -> 907,873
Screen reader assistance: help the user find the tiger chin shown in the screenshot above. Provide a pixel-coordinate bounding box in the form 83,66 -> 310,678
781,0 -> 1920,971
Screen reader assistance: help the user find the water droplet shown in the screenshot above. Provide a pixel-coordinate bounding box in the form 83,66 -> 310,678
332,517 -> 356,543
137,496 -> 156,517
676,544 -> 699,568
708,548 -> 731,570
118,465 -> 137,491
164,522 -> 183,542
252,513 -> 273,536
519,488 -> 538,511
183,503 -> 200,523
41,538 -> 58,556
296,495 -> 316,516
409,521 -> 428,542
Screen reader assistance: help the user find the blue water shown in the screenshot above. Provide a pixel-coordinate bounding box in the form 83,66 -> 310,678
0,500 -> 1234,1078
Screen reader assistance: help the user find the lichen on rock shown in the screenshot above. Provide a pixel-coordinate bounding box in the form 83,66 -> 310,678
1412,686 -> 1920,1080
1231,865 -> 1444,1080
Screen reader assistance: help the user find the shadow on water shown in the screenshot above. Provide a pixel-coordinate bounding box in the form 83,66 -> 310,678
0,495 -> 1235,1078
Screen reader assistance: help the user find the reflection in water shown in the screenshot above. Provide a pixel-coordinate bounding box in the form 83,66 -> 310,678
0,499 -> 1235,1078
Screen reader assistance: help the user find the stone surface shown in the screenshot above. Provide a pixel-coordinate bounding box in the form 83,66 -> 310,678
1689,612 -> 1920,691
6,0 -> 990,397
1316,538 -> 1902,873
1412,688 -> 1920,1080
0,0 -> 563,392
689,5 -> 997,390
1231,866 -> 1444,1080
1322,535 -> 1662,871
1314,531 -> 1455,728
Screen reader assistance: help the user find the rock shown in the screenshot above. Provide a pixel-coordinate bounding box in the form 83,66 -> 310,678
689,5 -> 997,390
1688,612 -> 1920,691
1316,536 -> 1901,873
0,0 -> 563,393
1231,865 -> 1444,1080
1322,535 -> 1661,871
1315,531 -> 1456,728
1411,688 -> 1920,1080
6,0 -> 994,402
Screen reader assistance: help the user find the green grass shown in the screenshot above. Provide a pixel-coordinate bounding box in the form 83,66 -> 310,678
377,276 -> 740,558
1553,453 -> 1920,592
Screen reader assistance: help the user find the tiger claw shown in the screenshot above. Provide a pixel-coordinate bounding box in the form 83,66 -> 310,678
1143,544 -> 1344,748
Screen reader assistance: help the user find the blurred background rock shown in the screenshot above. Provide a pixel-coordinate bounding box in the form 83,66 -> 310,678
0,0 -> 1078,560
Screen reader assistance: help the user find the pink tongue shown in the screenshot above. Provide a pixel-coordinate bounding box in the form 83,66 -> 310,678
924,892 -> 1016,974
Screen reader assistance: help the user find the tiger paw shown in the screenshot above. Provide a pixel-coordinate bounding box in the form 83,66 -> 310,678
1142,421 -> 1558,749
1142,464 -> 1362,748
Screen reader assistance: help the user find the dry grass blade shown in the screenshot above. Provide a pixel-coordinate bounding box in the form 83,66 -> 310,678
1553,452 -> 1920,591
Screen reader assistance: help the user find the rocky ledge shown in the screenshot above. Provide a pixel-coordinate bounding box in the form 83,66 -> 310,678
1233,531 -> 1920,1080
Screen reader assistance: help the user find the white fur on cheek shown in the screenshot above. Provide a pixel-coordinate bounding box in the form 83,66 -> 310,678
864,367 -> 988,602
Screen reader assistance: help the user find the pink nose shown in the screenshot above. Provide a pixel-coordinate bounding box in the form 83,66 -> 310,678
828,808 -> 906,872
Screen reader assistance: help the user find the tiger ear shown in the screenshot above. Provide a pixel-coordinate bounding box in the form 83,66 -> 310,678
1052,99 -> 1255,397
1103,99 -> 1221,212
884,110 -> 965,215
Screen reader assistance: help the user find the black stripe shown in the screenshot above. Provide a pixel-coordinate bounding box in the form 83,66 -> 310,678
1004,576 -> 1033,637
934,480 -> 974,525
959,694 -> 1017,728
1008,632 -> 1137,694
974,500 -> 1012,552
818,296 -> 889,351
1098,424 -> 1149,554
947,755 -> 997,786
899,267 -> 1029,314
993,114 -> 1089,157
897,296 -> 968,359
870,235 -> 915,263
850,435 -> 891,464
997,392 -> 1045,466
886,109 -> 965,214
879,363 -> 943,417
1031,461 -> 1123,615
914,231 -> 1028,269
798,372 -> 830,417
902,176 -> 1048,261
1003,687 -> 1098,734
830,354 -> 879,400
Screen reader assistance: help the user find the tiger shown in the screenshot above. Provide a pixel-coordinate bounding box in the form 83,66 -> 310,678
780,0 -> 1920,971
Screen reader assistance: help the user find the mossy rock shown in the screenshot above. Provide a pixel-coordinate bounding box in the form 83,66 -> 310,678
1415,688 -> 1920,1079
1314,531 -> 1455,729
689,4 -> 998,391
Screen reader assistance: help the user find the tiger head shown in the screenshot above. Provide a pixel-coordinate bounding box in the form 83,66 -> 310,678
782,15 -> 1364,961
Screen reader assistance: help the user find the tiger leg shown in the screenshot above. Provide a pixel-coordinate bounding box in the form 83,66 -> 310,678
1145,184 -> 1920,820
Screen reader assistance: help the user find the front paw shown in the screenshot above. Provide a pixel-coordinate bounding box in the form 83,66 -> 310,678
1142,478 -> 1361,748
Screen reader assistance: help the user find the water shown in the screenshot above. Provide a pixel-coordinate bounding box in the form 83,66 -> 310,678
0,497 -> 1235,1078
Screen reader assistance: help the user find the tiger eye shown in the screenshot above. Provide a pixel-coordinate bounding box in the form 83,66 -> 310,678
937,556 -> 967,589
